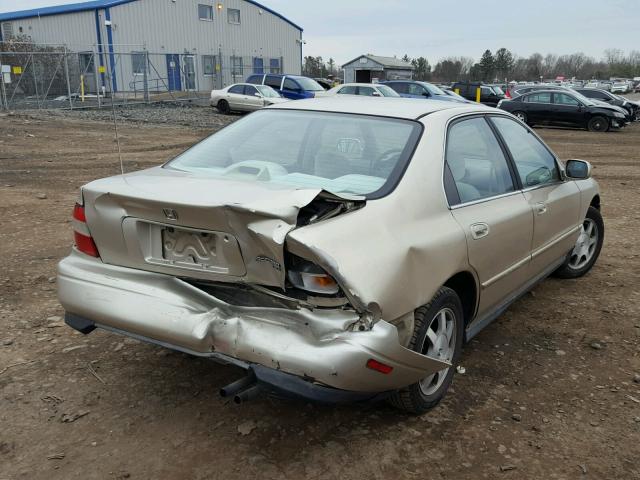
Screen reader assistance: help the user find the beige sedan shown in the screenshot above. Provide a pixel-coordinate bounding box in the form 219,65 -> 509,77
210,83 -> 288,114
58,97 -> 603,413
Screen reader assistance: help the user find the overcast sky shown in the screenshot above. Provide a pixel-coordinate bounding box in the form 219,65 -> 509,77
1,0 -> 639,65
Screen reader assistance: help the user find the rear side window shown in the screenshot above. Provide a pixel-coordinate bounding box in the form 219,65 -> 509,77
264,75 -> 281,89
337,85 -> 357,95
389,82 -> 407,94
525,92 -> 551,103
228,85 -> 244,94
445,117 -> 515,205
246,75 -> 263,85
491,117 -> 560,188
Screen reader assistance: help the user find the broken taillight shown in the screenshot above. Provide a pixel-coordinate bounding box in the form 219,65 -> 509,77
72,203 -> 100,258
366,359 -> 394,375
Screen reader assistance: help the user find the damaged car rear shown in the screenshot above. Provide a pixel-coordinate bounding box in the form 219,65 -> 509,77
58,97 -> 603,413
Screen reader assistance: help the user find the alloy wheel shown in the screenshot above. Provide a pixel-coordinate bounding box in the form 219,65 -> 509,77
419,307 -> 456,395
569,218 -> 598,270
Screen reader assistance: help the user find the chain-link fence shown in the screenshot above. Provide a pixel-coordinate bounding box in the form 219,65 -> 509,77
0,42 -> 286,110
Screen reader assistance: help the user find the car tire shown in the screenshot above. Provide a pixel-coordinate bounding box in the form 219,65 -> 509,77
388,287 -> 464,414
217,100 -> 231,115
553,206 -> 604,279
513,111 -> 528,123
587,116 -> 609,132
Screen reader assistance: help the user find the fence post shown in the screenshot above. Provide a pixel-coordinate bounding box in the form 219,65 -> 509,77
94,51 -> 102,108
31,54 -> 41,109
143,51 -> 149,103
0,67 -> 7,111
63,47 -> 73,110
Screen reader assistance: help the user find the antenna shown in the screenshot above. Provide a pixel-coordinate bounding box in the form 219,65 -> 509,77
104,50 -> 124,175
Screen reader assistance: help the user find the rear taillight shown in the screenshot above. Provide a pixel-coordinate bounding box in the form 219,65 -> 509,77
72,203 -> 100,258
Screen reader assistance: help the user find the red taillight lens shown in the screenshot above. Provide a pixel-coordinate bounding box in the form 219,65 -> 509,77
366,359 -> 393,375
72,203 -> 100,258
73,203 -> 86,222
74,231 -> 100,257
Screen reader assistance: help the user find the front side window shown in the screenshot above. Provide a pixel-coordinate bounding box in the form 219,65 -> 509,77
244,85 -> 258,96
202,55 -> 215,76
445,117 -> 515,205
408,83 -> 427,96
491,116 -> 560,188
131,52 -> 147,75
389,82 -> 407,94
166,110 -> 422,198
377,85 -> 400,97
554,93 -> 579,106
283,78 -> 299,91
358,86 -> 376,96
198,4 -> 213,21
228,8 -> 240,24
525,92 -> 551,103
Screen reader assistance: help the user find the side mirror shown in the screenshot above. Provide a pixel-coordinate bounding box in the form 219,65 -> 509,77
565,159 -> 592,179
422,91 -> 430,97
371,91 -> 381,97
254,92 -> 262,97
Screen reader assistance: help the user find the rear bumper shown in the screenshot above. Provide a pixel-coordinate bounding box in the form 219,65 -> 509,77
57,251 -> 449,396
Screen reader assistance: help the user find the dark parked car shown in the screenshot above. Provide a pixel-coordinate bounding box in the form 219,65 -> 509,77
451,82 -> 505,107
498,89 -> 627,132
383,81 -> 465,103
246,74 -> 328,100
574,88 -> 639,121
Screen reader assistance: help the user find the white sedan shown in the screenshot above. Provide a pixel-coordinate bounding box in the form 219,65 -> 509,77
211,83 -> 288,114
327,83 -> 400,97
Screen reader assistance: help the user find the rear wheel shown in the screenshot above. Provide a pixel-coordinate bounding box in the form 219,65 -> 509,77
587,116 -> 609,132
217,100 -> 231,115
388,287 -> 464,414
513,111 -> 528,123
554,206 -> 604,278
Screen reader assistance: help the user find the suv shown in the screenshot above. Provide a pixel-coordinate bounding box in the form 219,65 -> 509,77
246,74 -> 327,100
451,82 -> 504,107
383,80 -> 464,103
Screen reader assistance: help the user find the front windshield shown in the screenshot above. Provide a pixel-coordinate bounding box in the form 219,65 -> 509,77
420,82 -> 446,96
377,85 -> 400,97
296,77 -> 325,91
166,110 -> 421,197
256,85 -> 280,98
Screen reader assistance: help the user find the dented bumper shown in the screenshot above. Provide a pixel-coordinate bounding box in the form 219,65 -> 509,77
57,251 -> 449,394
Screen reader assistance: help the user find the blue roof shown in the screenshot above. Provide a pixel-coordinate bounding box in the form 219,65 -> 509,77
0,0 -> 303,31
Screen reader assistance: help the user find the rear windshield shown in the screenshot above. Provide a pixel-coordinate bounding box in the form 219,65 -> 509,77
166,110 -> 422,198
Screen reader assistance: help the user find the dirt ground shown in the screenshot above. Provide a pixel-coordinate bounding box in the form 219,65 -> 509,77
1,105 -> 639,480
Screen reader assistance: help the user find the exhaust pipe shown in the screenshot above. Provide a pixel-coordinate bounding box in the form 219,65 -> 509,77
233,385 -> 262,404
220,374 -> 255,398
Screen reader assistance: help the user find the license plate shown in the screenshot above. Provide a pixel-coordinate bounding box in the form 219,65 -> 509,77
161,227 -> 220,268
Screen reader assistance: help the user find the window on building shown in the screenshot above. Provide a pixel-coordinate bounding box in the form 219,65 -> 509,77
198,4 -> 213,21
269,58 -> 281,74
202,55 -> 216,76
1,22 -> 14,39
131,52 -> 148,75
228,8 -> 241,24
78,52 -> 95,73
231,56 -> 243,76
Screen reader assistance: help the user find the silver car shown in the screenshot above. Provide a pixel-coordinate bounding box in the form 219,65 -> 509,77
58,97 -> 604,413
210,83 -> 288,114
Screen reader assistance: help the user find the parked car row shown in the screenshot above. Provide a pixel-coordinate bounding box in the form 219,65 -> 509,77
210,73 -> 637,134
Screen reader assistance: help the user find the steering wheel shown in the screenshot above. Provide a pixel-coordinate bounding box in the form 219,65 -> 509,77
372,148 -> 404,175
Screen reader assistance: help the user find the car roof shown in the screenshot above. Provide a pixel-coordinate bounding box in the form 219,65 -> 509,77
268,96 -> 492,120
338,83 -> 386,87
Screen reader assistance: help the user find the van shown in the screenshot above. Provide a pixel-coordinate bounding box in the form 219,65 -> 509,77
246,74 -> 327,100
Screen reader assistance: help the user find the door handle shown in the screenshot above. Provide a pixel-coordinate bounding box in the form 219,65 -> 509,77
470,222 -> 490,240
535,202 -> 548,215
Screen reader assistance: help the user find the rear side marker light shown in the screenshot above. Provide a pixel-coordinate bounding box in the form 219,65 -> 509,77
366,359 -> 393,375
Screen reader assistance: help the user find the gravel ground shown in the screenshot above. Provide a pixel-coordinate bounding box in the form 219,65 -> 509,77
1,108 -> 639,480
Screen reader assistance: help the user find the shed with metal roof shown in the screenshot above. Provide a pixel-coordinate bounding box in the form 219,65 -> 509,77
341,54 -> 414,84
